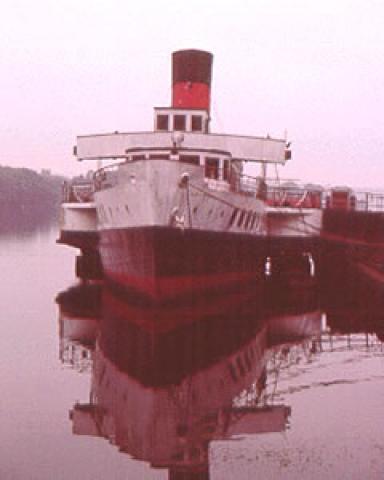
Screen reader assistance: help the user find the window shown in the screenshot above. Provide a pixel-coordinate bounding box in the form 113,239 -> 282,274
228,208 -> 238,227
205,157 -> 219,179
223,159 -> 230,181
250,212 -> 257,229
179,154 -> 200,165
156,114 -> 169,131
149,154 -> 169,160
132,154 -> 146,161
244,211 -> 252,229
173,114 -> 186,131
191,115 -> 203,131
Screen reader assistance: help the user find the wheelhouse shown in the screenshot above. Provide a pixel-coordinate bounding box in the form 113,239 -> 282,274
154,107 -> 209,134
124,146 -> 230,180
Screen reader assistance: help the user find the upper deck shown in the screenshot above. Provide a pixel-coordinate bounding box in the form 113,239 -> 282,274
75,130 -> 289,165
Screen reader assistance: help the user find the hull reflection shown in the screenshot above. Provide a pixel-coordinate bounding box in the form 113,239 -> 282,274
56,283 -> 102,371
65,283 -> 326,479
320,248 -> 384,339
53,244 -> 384,479
265,264 -> 322,345
99,287 -> 265,386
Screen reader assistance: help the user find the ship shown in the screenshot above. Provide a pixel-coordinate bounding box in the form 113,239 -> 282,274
73,49 -> 324,303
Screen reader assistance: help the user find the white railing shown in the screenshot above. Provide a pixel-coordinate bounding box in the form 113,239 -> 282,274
62,180 -> 95,203
353,191 -> 384,212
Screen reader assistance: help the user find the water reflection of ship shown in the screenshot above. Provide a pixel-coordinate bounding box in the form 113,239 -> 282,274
56,283 -> 101,370
319,246 -> 384,340
71,341 -> 289,479
100,287 -> 267,386
264,255 -> 322,345
65,284 -> 328,479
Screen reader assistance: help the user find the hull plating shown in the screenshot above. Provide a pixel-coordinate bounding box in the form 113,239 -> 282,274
99,226 -> 267,301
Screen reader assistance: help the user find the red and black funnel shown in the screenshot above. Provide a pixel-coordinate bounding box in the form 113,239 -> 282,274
172,49 -> 213,112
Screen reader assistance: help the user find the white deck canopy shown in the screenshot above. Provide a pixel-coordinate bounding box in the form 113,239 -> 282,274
76,131 -> 288,164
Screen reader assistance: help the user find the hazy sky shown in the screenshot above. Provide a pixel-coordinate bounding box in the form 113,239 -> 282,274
1,0 -> 384,187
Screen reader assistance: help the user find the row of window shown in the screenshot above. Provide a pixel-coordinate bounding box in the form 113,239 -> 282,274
98,202 -> 225,225
131,153 -> 201,164
128,152 -> 231,182
97,200 -> 261,234
156,113 -> 207,133
228,207 -> 261,231
205,157 -> 230,181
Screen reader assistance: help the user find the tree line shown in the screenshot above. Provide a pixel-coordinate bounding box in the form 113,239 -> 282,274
0,165 -> 65,232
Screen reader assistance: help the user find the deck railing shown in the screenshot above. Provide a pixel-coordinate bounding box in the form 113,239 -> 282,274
265,180 -> 324,209
71,157 -> 384,214
93,163 -> 121,191
353,191 -> 384,212
265,180 -> 384,213
62,180 -> 95,203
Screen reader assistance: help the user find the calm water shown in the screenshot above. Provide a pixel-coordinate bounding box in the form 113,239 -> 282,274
1,227 -> 383,479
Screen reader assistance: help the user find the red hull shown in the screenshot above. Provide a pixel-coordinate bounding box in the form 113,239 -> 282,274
99,226 -> 267,303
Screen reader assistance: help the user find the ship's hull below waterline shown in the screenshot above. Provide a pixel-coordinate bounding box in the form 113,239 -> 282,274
99,225 -> 268,303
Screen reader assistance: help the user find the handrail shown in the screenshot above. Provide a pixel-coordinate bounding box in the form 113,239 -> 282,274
93,161 -> 126,191
79,158 -> 384,213
62,180 -> 95,203
266,180 -> 384,212
353,190 -> 384,212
